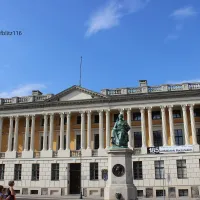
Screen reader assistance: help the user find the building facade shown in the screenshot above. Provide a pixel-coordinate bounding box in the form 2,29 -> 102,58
0,80 -> 200,199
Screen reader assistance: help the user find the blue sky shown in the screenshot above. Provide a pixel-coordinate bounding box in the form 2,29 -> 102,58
0,0 -> 200,97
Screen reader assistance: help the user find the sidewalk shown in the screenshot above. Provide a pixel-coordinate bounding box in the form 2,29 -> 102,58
17,194 -> 103,200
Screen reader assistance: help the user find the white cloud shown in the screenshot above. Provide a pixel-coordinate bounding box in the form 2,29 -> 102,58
85,0 -> 149,37
170,6 -> 198,20
0,84 -> 46,98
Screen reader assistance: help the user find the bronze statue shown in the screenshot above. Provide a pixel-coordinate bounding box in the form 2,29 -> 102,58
111,114 -> 130,148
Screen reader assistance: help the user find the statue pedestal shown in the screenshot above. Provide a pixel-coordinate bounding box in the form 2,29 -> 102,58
104,148 -> 137,200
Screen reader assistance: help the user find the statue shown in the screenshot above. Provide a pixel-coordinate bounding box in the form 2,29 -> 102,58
111,114 -> 130,148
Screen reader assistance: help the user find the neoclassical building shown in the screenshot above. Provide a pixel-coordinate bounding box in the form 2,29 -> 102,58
0,80 -> 200,199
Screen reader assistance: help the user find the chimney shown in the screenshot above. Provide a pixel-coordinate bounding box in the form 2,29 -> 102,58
32,90 -> 43,96
139,80 -> 147,87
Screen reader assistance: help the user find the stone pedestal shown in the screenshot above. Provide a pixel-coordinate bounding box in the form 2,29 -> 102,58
57,149 -> 70,157
104,148 -> 137,200
5,151 -> 17,158
22,150 -> 34,158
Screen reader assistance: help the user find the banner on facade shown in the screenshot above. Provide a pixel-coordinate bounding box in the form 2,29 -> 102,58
147,145 -> 193,154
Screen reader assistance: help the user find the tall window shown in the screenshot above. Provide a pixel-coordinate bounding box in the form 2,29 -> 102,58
32,164 -> 40,181
179,189 -> 188,197
94,115 -> 99,123
57,135 -> 66,150
152,111 -> 161,120
155,161 -> 164,179
0,164 -> 5,180
173,110 -> 181,118
90,163 -> 98,180
114,114 -> 119,122
153,131 -> 162,147
40,136 -> 49,151
76,135 -> 81,150
133,112 -> 141,121
77,116 -> 81,124
51,163 -> 59,181
175,129 -> 184,145
59,116 -> 67,125
14,164 -> 22,181
196,128 -> 200,144
134,132 -> 142,148
94,134 -> 99,149
11,137 -> 14,151
133,161 -> 143,180
177,160 -> 187,179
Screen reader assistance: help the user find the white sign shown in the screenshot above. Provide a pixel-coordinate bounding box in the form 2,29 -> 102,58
147,145 -> 193,154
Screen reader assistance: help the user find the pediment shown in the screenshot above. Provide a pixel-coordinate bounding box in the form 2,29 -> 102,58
46,85 -> 106,102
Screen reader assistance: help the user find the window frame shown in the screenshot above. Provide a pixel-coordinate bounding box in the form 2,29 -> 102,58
173,110 -> 181,118
132,112 -> 141,121
51,163 -> 59,181
31,164 -> 40,181
113,114 -> 119,122
90,163 -> 98,180
175,129 -> 184,146
179,189 -> 188,197
177,160 -> 187,179
14,164 -> 22,181
156,190 -> 166,197
94,115 -> 99,124
133,161 -> 143,180
0,164 -> 5,180
134,132 -> 142,148
76,115 -> 81,124
155,160 -> 164,179
196,128 -> 200,144
152,111 -> 161,120
153,130 -> 163,147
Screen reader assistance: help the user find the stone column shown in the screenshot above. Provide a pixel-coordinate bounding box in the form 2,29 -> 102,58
147,107 -> 154,147
127,109 -> 133,148
140,108 -> 146,147
30,115 -> 35,151
43,114 -> 48,151
48,114 -> 54,150
99,110 -> 104,149
24,115 -> 30,151
66,112 -> 71,150
182,105 -> 189,145
0,117 -> 3,152
161,106 -> 167,146
81,112 -> 86,149
13,116 -> 19,152
87,111 -> 91,149
106,110 -> 111,149
168,105 -> 175,146
59,113 -> 64,150
7,116 -> 14,151
189,104 -> 197,145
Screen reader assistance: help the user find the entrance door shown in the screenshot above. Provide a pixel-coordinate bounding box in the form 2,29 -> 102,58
70,163 -> 81,194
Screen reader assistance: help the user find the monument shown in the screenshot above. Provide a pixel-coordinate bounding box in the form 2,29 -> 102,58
104,114 -> 137,200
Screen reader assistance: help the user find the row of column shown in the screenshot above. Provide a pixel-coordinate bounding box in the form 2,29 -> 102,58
0,104 -> 198,152
142,104 -> 197,148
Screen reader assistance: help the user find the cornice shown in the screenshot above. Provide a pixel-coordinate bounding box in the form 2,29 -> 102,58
1,90 -> 200,111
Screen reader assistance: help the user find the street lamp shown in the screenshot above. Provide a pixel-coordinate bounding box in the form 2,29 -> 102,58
79,150 -> 83,199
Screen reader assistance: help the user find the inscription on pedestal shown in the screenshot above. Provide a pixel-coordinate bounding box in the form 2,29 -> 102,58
112,164 -> 125,177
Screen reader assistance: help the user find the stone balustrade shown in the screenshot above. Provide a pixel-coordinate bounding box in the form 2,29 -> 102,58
101,82 -> 200,95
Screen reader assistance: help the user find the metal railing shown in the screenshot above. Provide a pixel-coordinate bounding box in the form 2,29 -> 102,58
70,150 -> 81,157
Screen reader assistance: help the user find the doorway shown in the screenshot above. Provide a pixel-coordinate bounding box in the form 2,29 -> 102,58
70,163 -> 81,194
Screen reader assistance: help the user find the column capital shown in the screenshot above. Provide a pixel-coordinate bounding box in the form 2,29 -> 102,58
139,107 -> 145,111
105,109 -> 110,113
86,110 -> 92,114
79,110 -> 85,114
59,112 -> 65,116
167,105 -> 173,109
160,105 -> 166,110
189,104 -> 195,109
98,110 -> 104,113
9,116 -> 14,119
49,113 -> 54,116
181,104 -> 188,110
66,111 -> 71,116
126,108 -> 132,111
147,106 -> 152,111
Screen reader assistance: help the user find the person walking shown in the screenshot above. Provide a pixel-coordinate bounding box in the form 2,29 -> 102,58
5,181 -> 15,200
0,185 -> 5,200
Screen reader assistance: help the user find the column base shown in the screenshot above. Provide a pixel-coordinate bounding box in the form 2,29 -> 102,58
22,150 -> 34,158
57,149 -> 70,157
98,148 -> 107,156
82,149 -> 92,157
141,147 -> 147,154
193,144 -> 200,152
5,151 -> 17,158
40,150 -> 53,158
